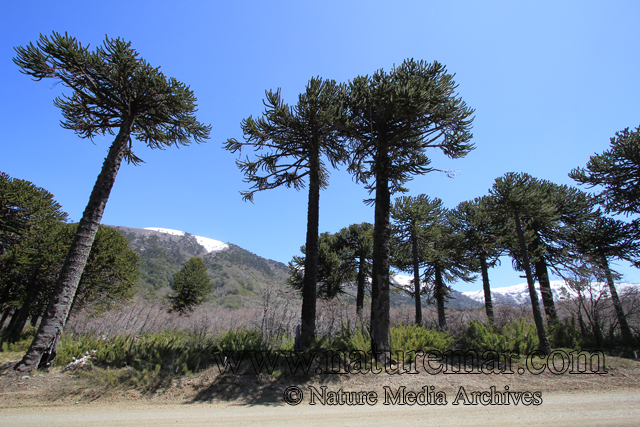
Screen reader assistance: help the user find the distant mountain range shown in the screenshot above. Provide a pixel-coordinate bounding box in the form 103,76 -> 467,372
111,226 -> 289,309
110,226 -> 639,311
461,280 -> 640,306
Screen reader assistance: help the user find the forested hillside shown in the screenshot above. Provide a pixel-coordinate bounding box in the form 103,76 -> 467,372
111,226 -> 289,308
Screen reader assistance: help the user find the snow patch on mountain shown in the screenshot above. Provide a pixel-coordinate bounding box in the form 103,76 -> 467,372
143,227 -> 229,253
462,280 -> 640,306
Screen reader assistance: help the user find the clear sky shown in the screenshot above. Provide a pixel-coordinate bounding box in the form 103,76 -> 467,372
2,1 -> 639,292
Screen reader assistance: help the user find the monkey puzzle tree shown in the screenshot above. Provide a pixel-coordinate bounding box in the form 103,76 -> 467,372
167,257 -> 213,314
225,77 -> 347,349
570,125 -> 640,219
336,223 -> 374,322
495,178 -> 594,327
13,32 -> 210,371
287,232 -> 353,300
391,194 -> 443,326
422,209 -> 475,329
345,59 -> 474,355
489,173 -> 552,354
288,224 -> 373,322
449,196 -> 505,324
568,213 -> 639,344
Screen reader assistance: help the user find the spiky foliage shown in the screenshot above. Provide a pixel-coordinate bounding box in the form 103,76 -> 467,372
167,257 -> 213,314
225,77 -> 348,350
489,173 -> 552,354
287,232 -> 355,300
568,213 -> 640,343
449,196 -> 505,324
391,194 -> 444,325
344,59 -> 474,355
287,223 -> 373,319
13,32 -> 210,372
570,125 -> 640,218
0,172 -> 68,256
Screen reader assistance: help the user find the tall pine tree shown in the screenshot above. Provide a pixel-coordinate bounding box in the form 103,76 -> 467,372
344,59 -> 474,356
13,33 -> 210,372
225,77 -> 347,349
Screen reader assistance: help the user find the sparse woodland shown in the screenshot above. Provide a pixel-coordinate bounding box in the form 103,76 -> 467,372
2,32 -> 640,381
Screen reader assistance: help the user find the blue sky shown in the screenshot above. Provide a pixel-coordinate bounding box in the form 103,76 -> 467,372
1,1 -> 639,291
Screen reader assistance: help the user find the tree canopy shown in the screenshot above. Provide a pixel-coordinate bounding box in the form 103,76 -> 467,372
225,77 -> 348,349
13,32 -> 210,372
570,125 -> 640,218
344,59 -> 474,354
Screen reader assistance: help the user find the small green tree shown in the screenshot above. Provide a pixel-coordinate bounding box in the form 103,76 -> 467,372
287,232 -> 353,300
423,210 -> 475,329
287,223 -> 373,321
167,257 -> 213,313
13,32 -> 210,372
0,172 -> 68,339
1,224 -> 139,344
336,223 -> 373,322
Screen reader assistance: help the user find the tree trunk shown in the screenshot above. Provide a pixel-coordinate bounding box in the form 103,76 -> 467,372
514,211 -> 552,354
299,146 -> 320,350
411,231 -> 422,326
2,298 -> 31,343
479,254 -> 494,324
15,119 -> 134,372
0,309 -> 10,330
434,264 -> 447,329
370,148 -> 391,358
601,253 -> 634,344
533,257 -> 558,325
356,254 -> 366,324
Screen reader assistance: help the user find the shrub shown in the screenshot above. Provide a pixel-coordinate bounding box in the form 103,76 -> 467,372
458,318 -> 539,354
216,328 -> 269,353
391,324 -> 453,354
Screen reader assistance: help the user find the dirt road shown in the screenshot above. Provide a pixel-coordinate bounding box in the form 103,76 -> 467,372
2,391 -> 639,427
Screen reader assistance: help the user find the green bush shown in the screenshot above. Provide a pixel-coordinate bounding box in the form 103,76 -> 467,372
459,318 -> 539,354
216,328 -> 269,353
549,316 -> 581,349
56,330 -> 218,376
330,322 -> 452,358
391,324 -> 453,354
330,320 -> 371,352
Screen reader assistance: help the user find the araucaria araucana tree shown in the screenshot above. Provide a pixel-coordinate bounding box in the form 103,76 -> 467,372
391,194 -> 443,326
345,59 -> 474,356
287,223 -> 373,322
570,125 -> 640,219
13,32 -> 210,371
449,196 -> 504,324
225,77 -> 347,350
167,257 -> 213,313
489,173 -> 552,354
568,213 -> 639,344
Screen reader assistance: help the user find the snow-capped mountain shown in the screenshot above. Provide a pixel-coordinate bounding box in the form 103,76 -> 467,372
462,280 -> 640,306
143,227 -> 229,253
